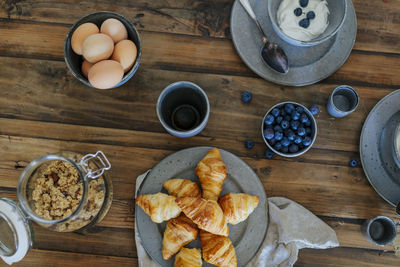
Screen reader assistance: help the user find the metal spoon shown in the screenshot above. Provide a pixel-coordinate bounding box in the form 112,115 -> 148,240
239,0 -> 289,74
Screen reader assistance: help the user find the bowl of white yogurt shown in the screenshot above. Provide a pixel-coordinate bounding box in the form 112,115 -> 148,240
268,0 -> 347,47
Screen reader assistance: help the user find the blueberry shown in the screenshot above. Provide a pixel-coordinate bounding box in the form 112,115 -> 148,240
299,0 -> 309,8
286,129 -> 295,141
349,159 -> 358,167
281,137 -> 290,147
302,136 -> 312,146
300,113 -> 309,123
307,11 -> 315,19
241,91 -> 252,103
306,127 -> 312,135
296,106 -> 304,113
289,144 -> 299,153
281,120 -> 290,130
274,131 -> 283,141
298,127 -> 306,136
304,120 -> 311,127
264,114 -> 275,125
281,109 -> 287,117
299,18 -> 310,28
265,149 -> 275,159
274,125 -> 283,133
276,116 -> 283,124
281,146 -> 289,153
290,120 -> 300,130
269,138 -> 277,145
285,103 -> 295,114
264,128 -> 275,140
309,105 -> 319,115
294,135 -> 302,144
294,7 -> 302,17
271,108 -> 280,117
245,140 -> 255,149
291,111 -> 300,121
274,142 -> 282,151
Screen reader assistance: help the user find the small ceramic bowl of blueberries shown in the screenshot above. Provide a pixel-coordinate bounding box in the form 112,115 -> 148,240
262,102 -> 317,157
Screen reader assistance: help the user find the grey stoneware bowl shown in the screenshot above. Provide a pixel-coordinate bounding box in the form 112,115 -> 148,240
64,11 -> 142,89
261,101 -> 317,157
267,0 -> 347,47
393,123 -> 400,169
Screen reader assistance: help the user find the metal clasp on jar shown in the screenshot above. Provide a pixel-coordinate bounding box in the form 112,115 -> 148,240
79,151 -> 111,179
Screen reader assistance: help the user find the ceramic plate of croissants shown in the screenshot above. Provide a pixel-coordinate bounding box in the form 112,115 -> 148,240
136,147 -> 268,267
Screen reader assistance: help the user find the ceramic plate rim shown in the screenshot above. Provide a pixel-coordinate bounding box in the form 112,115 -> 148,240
135,146 -> 268,267
230,0 -> 357,86
360,90 -> 400,206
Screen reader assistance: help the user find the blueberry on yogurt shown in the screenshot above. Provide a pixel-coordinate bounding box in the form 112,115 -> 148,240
294,8 -> 302,17
299,19 -> 310,29
299,0 -> 309,8
307,11 -> 316,19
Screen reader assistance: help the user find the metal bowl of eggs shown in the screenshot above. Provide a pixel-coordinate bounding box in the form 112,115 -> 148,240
267,0 -> 347,47
64,11 -> 142,89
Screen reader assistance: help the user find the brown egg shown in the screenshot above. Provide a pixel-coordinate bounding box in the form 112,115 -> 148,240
81,60 -> 94,78
100,18 -> 128,43
71,23 -> 99,55
111,40 -> 137,73
82,33 -> 114,63
88,60 -> 124,89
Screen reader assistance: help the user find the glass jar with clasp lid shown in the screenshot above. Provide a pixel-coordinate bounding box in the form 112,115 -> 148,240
0,151 -> 113,265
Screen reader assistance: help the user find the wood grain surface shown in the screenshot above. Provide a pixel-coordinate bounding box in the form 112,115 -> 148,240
0,0 -> 399,266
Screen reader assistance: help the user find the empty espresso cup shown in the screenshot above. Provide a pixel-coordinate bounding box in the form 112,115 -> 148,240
156,81 -> 210,138
361,216 -> 397,246
327,85 -> 359,118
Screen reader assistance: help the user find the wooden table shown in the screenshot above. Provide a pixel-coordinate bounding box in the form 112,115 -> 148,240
0,0 -> 399,266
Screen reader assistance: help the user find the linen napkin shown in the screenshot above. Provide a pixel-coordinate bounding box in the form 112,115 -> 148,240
134,171 -> 339,267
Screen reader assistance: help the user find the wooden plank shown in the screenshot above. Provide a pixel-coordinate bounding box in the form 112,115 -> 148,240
296,247 -> 400,267
0,21 -> 400,87
13,249 -> 136,267
0,127 -> 397,221
0,0 -> 399,54
0,57 -> 397,154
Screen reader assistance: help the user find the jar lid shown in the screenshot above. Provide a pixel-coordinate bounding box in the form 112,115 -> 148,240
0,198 -> 32,265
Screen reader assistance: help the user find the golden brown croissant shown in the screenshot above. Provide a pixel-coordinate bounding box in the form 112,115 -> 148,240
200,230 -> 237,267
175,197 -> 229,236
136,193 -> 181,223
218,193 -> 259,225
196,148 -> 227,201
162,217 -> 199,260
174,247 -> 202,267
163,179 -> 202,198
176,213 -> 198,229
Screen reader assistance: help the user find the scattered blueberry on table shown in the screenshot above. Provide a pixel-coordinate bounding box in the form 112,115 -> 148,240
307,11 -> 315,20
294,7 -> 303,17
263,103 -> 315,156
299,0 -> 309,8
265,149 -> 275,159
309,105 -> 319,115
245,140 -> 255,149
241,91 -> 252,103
349,159 -> 358,167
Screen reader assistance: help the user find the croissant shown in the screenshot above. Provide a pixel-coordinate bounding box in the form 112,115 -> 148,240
175,213 -> 198,229
196,148 -> 227,201
218,193 -> 259,225
163,179 -> 202,198
174,248 -> 202,267
136,193 -> 181,223
176,197 -> 229,236
162,217 -> 199,260
200,230 -> 237,267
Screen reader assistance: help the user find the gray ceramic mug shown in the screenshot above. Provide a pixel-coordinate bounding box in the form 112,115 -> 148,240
361,216 -> 397,246
327,85 -> 359,118
156,81 -> 210,138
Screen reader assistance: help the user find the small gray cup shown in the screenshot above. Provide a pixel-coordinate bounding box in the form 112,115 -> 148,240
156,81 -> 210,138
327,85 -> 359,118
361,216 -> 397,246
